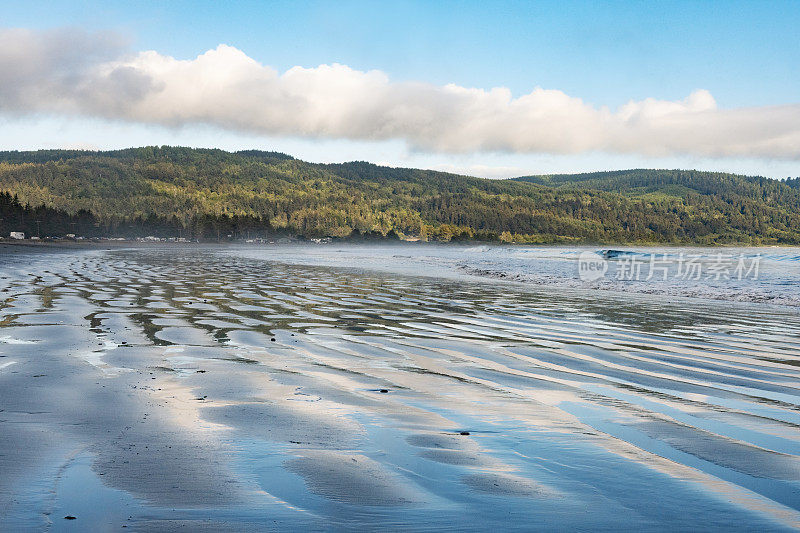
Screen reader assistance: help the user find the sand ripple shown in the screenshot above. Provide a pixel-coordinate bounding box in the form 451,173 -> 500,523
1,245 -> 799,530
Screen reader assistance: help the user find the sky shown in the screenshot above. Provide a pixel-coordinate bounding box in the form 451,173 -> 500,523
0,0 -> 798,179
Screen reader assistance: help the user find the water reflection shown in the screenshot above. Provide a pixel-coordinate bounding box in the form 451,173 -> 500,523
0,245 -> 799,531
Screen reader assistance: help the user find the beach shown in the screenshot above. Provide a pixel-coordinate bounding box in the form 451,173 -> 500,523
2,243 -> 800,531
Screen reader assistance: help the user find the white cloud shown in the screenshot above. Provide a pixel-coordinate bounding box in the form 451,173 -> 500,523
1,28 -> 798,160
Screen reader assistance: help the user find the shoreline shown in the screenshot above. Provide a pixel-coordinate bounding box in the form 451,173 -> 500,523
2,238 -> 799,249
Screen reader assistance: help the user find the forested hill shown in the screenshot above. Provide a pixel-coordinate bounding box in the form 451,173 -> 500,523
515,169 -> 794,198
1,147 -> 799,244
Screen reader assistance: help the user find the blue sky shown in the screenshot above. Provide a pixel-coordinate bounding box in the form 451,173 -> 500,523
1,0 -> 798,178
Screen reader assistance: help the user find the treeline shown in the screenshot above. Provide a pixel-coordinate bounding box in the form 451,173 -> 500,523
512,169 -> 800,243
0,191 -> 295,241
1,146 -> 799,244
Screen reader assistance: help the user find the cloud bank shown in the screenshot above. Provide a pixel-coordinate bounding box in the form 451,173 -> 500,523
1,28 -> 798,159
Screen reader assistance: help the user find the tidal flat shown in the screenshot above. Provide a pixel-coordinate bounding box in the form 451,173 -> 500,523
1,244 -> 800,531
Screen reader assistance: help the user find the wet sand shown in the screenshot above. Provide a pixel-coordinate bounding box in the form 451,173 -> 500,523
1,245 -> 800,531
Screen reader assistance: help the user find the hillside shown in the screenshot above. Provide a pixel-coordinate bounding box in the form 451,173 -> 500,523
1,147 -> 799,244
515,169 -> 794,199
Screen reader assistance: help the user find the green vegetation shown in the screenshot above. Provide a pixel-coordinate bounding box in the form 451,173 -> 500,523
1,147 -> 798,244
